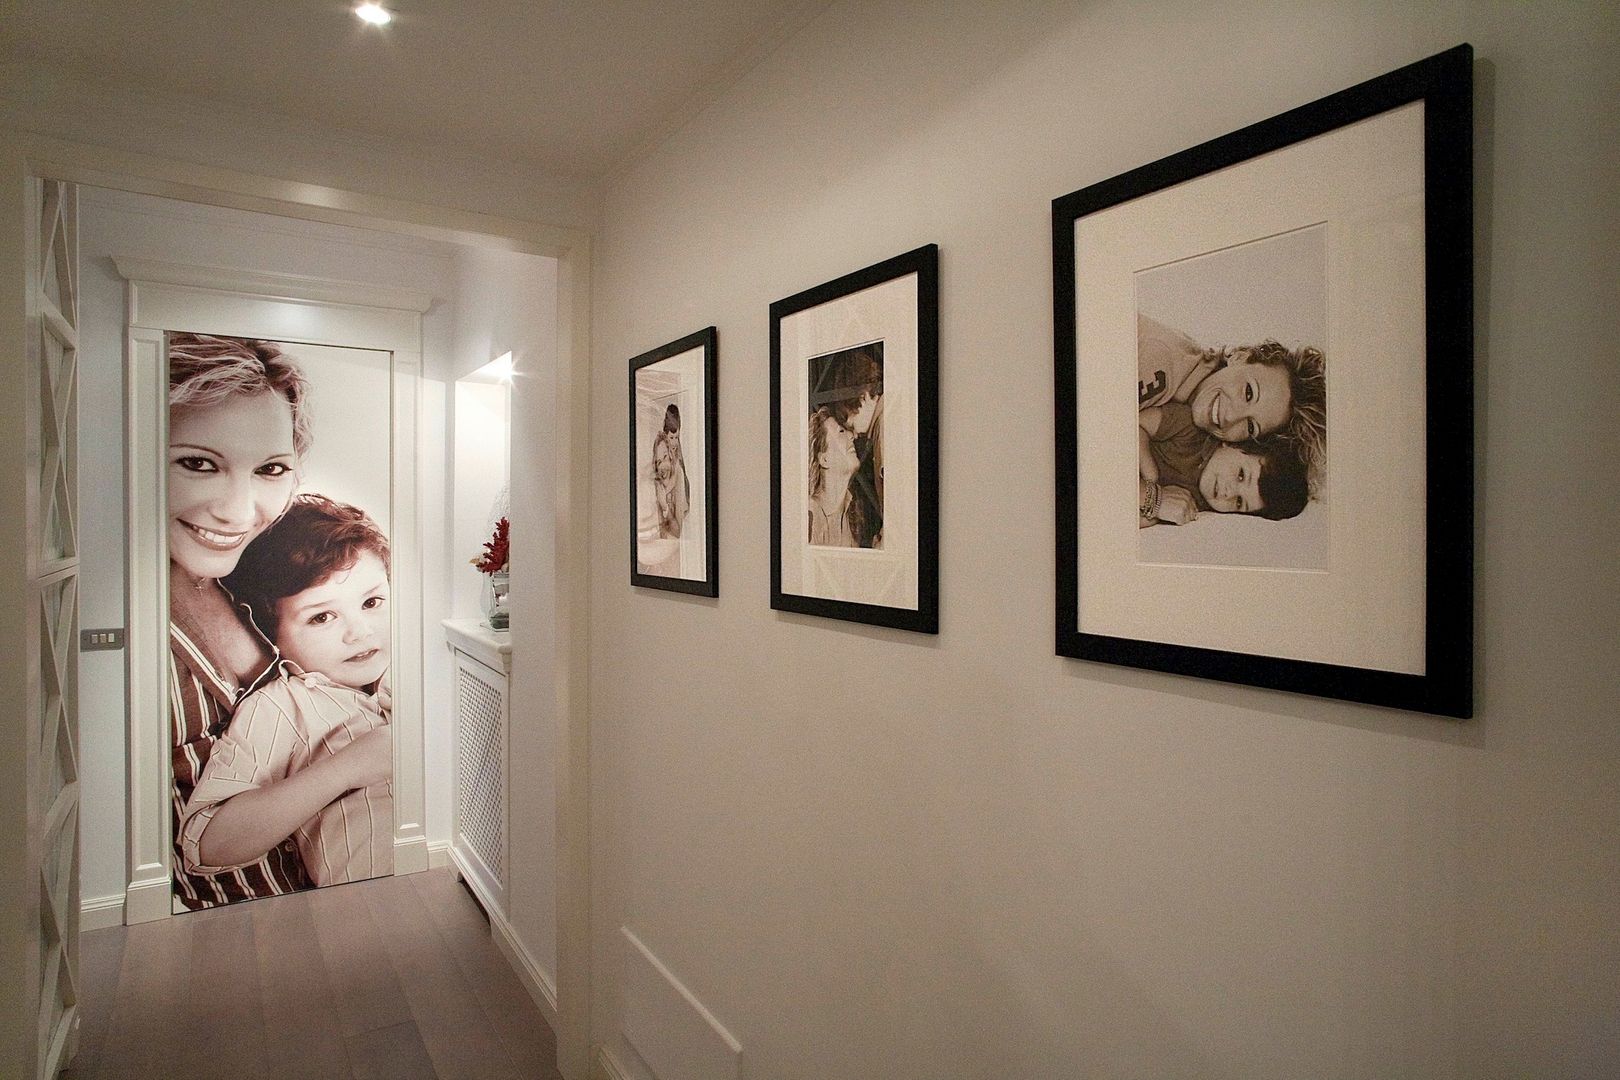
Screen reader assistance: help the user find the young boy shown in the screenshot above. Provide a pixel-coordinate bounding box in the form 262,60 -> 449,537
180,494 -> 393,887
1139,401 -> 1309,526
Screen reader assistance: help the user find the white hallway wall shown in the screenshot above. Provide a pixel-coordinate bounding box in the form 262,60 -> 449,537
587,2 -> 1619,1078
75,188 -> 460,906
452,245 -> 562,988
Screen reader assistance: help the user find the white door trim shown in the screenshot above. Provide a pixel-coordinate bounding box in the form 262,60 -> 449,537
119,265 -> 432,916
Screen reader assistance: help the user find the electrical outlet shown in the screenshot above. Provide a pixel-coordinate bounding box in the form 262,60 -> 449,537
80,628 -> 125,651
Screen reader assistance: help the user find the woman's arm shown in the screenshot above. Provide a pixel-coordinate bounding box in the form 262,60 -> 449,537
191,726 -> 390,870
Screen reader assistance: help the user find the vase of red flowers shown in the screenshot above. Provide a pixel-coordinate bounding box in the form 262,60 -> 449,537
472,517 -> 510,631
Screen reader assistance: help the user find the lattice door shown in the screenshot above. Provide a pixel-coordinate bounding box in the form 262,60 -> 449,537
30,179 -> 81,1079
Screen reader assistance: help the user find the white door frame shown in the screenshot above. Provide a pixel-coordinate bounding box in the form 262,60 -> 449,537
116,257 -> 433,920
0,130 -> 594,1080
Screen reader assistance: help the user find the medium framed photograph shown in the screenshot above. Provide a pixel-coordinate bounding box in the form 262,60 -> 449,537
771,245 -> 939,632
1054,45 -> 1473,717
630,326 -> 718,596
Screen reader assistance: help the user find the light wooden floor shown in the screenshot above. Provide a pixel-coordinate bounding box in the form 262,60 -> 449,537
63,867 -> 563,1080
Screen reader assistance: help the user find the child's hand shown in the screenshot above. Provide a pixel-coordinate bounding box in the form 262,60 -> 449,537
335,728 -> 392,790
1156,485 -> 1198,526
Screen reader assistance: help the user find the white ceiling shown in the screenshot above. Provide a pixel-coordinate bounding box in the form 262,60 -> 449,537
0,0 -> 829,180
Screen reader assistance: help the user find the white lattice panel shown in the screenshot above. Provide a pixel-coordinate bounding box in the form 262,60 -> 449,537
456,654 -> 506,891
31,179 -> 80,1080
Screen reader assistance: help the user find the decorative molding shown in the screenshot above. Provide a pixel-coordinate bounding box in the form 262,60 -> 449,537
123,875 -> 170,925
111,255 -> 435,313
491,904 -> 561,1039
80,894 -> 124,932
427,840 -> 452,870
621,926 -> 742,1080
394,834 -> 430,875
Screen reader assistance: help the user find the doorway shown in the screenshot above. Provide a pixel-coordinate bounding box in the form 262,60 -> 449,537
53,177 -> 589,1075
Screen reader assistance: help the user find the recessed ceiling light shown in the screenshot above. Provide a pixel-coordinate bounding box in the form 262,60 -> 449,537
355,3 -> 392,26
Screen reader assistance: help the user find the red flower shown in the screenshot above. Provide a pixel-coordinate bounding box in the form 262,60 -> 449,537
472,517 -> 509,575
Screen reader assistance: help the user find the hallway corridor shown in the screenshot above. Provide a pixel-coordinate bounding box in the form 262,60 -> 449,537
63,868 -> 562,1080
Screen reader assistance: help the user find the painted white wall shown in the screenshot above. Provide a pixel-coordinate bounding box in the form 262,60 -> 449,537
587,3 -> 1620,1078
453,380 -> 511,620
454,246 -> 562,987
75,188 -> 460,904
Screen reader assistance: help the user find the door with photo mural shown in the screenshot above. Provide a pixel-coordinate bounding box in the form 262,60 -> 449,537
166,333 -> 396,909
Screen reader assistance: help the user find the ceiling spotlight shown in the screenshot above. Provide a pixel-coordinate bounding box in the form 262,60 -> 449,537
355,3 -> 392,26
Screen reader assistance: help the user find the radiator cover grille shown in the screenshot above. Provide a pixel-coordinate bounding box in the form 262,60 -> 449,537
456,661 -> 505,885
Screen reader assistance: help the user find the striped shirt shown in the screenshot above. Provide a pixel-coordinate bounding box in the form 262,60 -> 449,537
180,667 -> 393,887
170,610 -> 310,907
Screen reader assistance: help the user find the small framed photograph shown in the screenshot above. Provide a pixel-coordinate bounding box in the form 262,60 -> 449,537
630,326 -> 718,596
1054,46 -> 1473,717
771,245 -> 939,632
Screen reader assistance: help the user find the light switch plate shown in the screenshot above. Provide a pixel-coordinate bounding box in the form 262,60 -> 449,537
81,628 -> 125,651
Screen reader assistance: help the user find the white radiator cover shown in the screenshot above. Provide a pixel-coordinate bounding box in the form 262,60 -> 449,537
445,620 -> 510,917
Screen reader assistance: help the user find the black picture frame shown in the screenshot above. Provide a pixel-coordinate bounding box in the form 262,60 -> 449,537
770,245 -> 939,633
1053,45 -> 1473,717
629,326 -> 719,596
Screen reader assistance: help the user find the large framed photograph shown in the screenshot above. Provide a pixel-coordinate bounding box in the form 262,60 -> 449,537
630,327 -> 718,596
1054,45 -> 1473,717
771,245 -> 938,632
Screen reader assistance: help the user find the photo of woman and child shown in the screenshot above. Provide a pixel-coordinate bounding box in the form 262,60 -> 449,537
632,342 -> 708,583
651,404 -> 690,540
806,343 -> 883,549
166,332 -> 393,910
1134,228 -> 1329,569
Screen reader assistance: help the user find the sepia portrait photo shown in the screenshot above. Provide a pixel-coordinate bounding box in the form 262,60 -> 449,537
630,327 -> 718,596
771,245 -> 937,632
1136,225 -> 1328,570
806,342 -> 884,550
1056,46 -> 1476,716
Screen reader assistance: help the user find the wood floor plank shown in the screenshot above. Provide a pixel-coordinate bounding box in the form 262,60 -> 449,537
253,890 -> 355,1080
59,919 -> 125,1080
362,873 -> 524,1080
94,912 -> 195,1079
307,878 -> 414,1039
345,1019 -> 441,1080
410,869 -> 563,1079
184,899 -> 273,1080
61,925 -> 126,1080
67,870 -> 562,1080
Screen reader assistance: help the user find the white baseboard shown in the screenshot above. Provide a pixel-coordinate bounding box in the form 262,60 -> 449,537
123,874 -> 171,925
491,906 -> 560,1038
427,840 -> 452,869
80,893 -> 124,931
394,833 -> 430,874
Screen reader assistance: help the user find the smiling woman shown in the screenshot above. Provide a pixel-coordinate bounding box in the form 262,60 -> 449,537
165,333 -> 316,908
